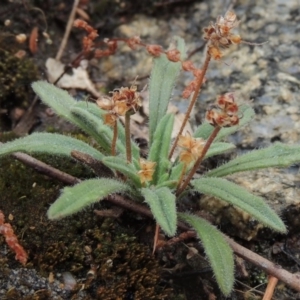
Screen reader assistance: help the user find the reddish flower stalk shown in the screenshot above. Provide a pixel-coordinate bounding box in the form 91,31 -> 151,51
176,126 -> 221,196
125,111 -> 132,163
176,92 -> 240,195
169,53 -> 211,160
0,210 -> 28,265
111,122 -> 118,156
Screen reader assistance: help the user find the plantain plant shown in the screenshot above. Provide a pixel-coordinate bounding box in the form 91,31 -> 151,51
1,11 -> 300,296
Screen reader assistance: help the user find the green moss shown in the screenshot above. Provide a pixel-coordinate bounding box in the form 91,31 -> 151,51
0,133 -> 172,299
0,49 -> 39,129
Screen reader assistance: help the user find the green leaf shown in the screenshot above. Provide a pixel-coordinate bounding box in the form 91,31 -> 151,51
206,142 -> 300,178
0,132 -> 103,161
148,36 -> 186,143
205,142 -> 235,159
169,161 -> 185,183
32,81 -> 79,126
102,156 -> 141,188
148,114 -> 174,184
192,177 -> 286,233
179,212 -> 234,296
48,178 -> 129,219
142,187 -> 177,236
194,104 -> 254,141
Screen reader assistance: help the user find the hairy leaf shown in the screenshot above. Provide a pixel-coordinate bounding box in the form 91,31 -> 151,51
102,156 -> 141,188
48,178 -> 129,219
179,213 -> 234,296
0,133 -> 103,161
192,177 -> 286,233
194,104 -> 254,141
148,36 -> 186,143
206,142 -> 300,178
205,142 -> 235,159
142,187 -> 177,236
169,161 -> 185,183
32,81 -> 80,126
148,113 -> 174,184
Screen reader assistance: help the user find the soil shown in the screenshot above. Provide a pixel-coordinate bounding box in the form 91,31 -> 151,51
1,0 -> 300,299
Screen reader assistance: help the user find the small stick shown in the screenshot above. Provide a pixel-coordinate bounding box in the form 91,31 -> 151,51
56,0 -> 80,61
0,142 -> 80,185
152,224 -> 160,254
111,122 -> 118,156
125,112 -> 132,162
262,275 -> 279,300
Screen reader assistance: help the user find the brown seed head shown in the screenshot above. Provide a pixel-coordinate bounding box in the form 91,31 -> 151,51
146,44 -> 163,57
205,93 -> 240,127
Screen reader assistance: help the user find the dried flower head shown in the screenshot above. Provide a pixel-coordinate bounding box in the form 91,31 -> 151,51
181,60 -> 196,72
96,86 -> 141,126
111,85 -> 142,114
146,44 -> 163,57
126,36 -> 142,50
138,159 -> 156,184
178,133 -> 206,164
203,11 -> 241,60
182,69 -> 205,99
205,93 -> 239,127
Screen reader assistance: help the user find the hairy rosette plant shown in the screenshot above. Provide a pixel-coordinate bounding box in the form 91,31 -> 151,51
1,11 -> 300,296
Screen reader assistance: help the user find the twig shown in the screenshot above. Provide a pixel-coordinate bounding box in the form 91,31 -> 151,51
0,143 -> 80,185
226,237 -> 300,292
262,275 -> 279,300
56,0 -> 80,61
3,151 -> 300,292
13,96 -> 38,136
125,112 -> 132,162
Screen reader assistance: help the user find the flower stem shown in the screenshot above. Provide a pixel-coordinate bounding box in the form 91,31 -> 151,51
169,53 -> 211,160
176,126 -> 221,196
111,122 -> 118,156
176,163 -> 187,191
125,112 -> 132,163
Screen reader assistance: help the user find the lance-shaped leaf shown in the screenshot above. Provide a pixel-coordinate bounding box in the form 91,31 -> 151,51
148,36 -> 186,143
48,178 -> 129,219
169,161 -> 185,183
102,156 -> 141,188
194,104 -> 254,141
142,187 -> 177,236
179,212 -> 234,296
32,81 -> 80,126
205,142 -> 235,159
192,177 -> 286,233
0,132 -> 103,161
148,113 -> 174,184
206,142 -> 300,178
